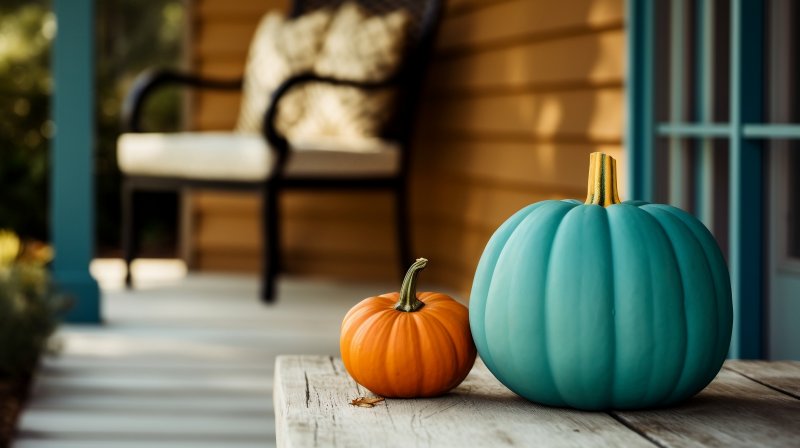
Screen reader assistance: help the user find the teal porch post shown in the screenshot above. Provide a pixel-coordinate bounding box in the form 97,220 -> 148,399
51,0 -> 101,323
626,0 -> 655,202
728,0 -> 763,358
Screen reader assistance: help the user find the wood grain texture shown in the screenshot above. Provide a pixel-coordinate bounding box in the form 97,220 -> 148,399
194,92 -> 242,130
188,0 -> 627,290
191,190 -> 397,278
194,59 -> 246,78
429,29 -> 625,94
444,0 -> 507,16
196,250 -> 398,281
613,365 -> 800,448
274,356 -> 652,448
196,21 -> 259,57
437,0 -> 623,51
724,360 -> 800,399
16,269 -> 400,448
196,0 -> 289,19
418,88 -> 624,142
276,358 -> 800,448
413,140 -> 624,195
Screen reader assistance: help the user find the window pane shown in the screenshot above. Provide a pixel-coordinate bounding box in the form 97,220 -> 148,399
789,149 -> 800,258
765,0 -> 799,124
655,0 -> 730,125
652,136 -> 730,260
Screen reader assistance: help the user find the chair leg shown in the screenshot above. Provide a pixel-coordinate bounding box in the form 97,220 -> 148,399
395,182 -> 412,279
122,179 -> 135,289
261,184 -> 280,303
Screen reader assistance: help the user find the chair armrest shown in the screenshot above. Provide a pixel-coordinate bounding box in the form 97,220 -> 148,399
122,69 -> 243,133
262,72 -> 399,163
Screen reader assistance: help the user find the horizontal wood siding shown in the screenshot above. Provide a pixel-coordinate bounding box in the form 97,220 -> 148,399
188,0 -> 626,292
411,0 -> 626,291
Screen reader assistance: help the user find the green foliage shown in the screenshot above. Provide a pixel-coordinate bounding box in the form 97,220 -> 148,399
95,0 -> 186,252
0,2 -> 53,240
0,230 -> 65,379
0,0 -> 185,250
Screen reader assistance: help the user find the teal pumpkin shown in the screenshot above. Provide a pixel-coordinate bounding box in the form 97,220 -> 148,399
469,153 -> 732,410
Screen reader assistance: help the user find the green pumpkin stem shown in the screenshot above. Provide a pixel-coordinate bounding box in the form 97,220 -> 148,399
395,258 -> 428,312
585,152 -> 622,207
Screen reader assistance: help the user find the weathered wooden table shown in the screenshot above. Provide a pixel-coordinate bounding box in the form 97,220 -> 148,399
274,356 -> 800,447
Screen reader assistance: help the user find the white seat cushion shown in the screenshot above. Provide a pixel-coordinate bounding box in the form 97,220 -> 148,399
117,132 -> 400,181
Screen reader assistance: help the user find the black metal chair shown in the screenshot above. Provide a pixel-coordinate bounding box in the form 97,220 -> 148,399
119,0 -> 444,302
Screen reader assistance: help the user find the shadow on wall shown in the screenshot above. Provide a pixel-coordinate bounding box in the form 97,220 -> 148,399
409,0 -> 626,294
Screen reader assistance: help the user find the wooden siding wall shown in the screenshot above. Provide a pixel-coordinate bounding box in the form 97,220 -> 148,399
188,0 -> 282,272
188,0 -> 626,293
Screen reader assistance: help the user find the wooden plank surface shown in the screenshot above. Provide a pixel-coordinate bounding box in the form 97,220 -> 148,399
275,357 -> 800,448
613,366 -> 800,447
17,268 -> 399,448
724,360 -> 800,399
274,356 -> 652,447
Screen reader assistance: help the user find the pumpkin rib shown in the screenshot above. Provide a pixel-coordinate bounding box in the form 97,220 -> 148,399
344,309 -> 395,392
559,205 -> 619,408
470,153 -> 731,410
538,202 -> 579,405
637,207 -> 668,406
650,211 -> 689,406
415,311 -> 457,394
605,205 -> 619,408
382,311 -> 413,396
646,209 -> 695,406
387,313 -> 419,396
650,205 -> 732,386
342,302 -> 389,340
419,304 -> 473,389
485,201 -> 573,405
539,208 -> 560,405
418,292 -> 456,306
470,202 -> 548,373
618,205 -> 689,407
608,206 -> 644,406
643,205 -> 727,401
422,307 -> 476,395
342,298 -> 394,335
342,261 -> 476,399
535,202 -> 576,406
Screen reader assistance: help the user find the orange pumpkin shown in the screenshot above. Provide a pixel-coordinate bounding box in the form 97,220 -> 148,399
340,258 -> 477,398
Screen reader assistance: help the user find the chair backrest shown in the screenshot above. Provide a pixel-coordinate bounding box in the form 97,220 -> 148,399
290,0 -> 444,147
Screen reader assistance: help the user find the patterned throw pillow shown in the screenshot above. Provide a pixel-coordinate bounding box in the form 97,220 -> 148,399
285,3 -> 411,142
235,10 -> 333,134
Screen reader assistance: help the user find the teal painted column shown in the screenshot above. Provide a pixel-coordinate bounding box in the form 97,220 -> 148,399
626,0 -> 655,202
728,0 -> 763,358
51,0 -> 101,323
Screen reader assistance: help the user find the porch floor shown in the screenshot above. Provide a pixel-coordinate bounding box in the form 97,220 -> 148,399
13,259 -> 397,448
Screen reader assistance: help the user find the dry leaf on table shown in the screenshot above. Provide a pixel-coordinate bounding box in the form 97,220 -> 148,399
350,396 -> 385,408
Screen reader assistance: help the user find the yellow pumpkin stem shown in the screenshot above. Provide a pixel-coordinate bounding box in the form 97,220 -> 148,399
395,258 -> 428,312
584,152 -> 622,207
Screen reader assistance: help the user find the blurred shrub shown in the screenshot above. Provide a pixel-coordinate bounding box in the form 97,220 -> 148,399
0,0 -> 185,252
96,0 -> 186,254
0,3 -> 53,241
0,230 -> 65,379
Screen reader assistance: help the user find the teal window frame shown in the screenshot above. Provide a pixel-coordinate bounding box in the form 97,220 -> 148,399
627,0 -> 800,359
